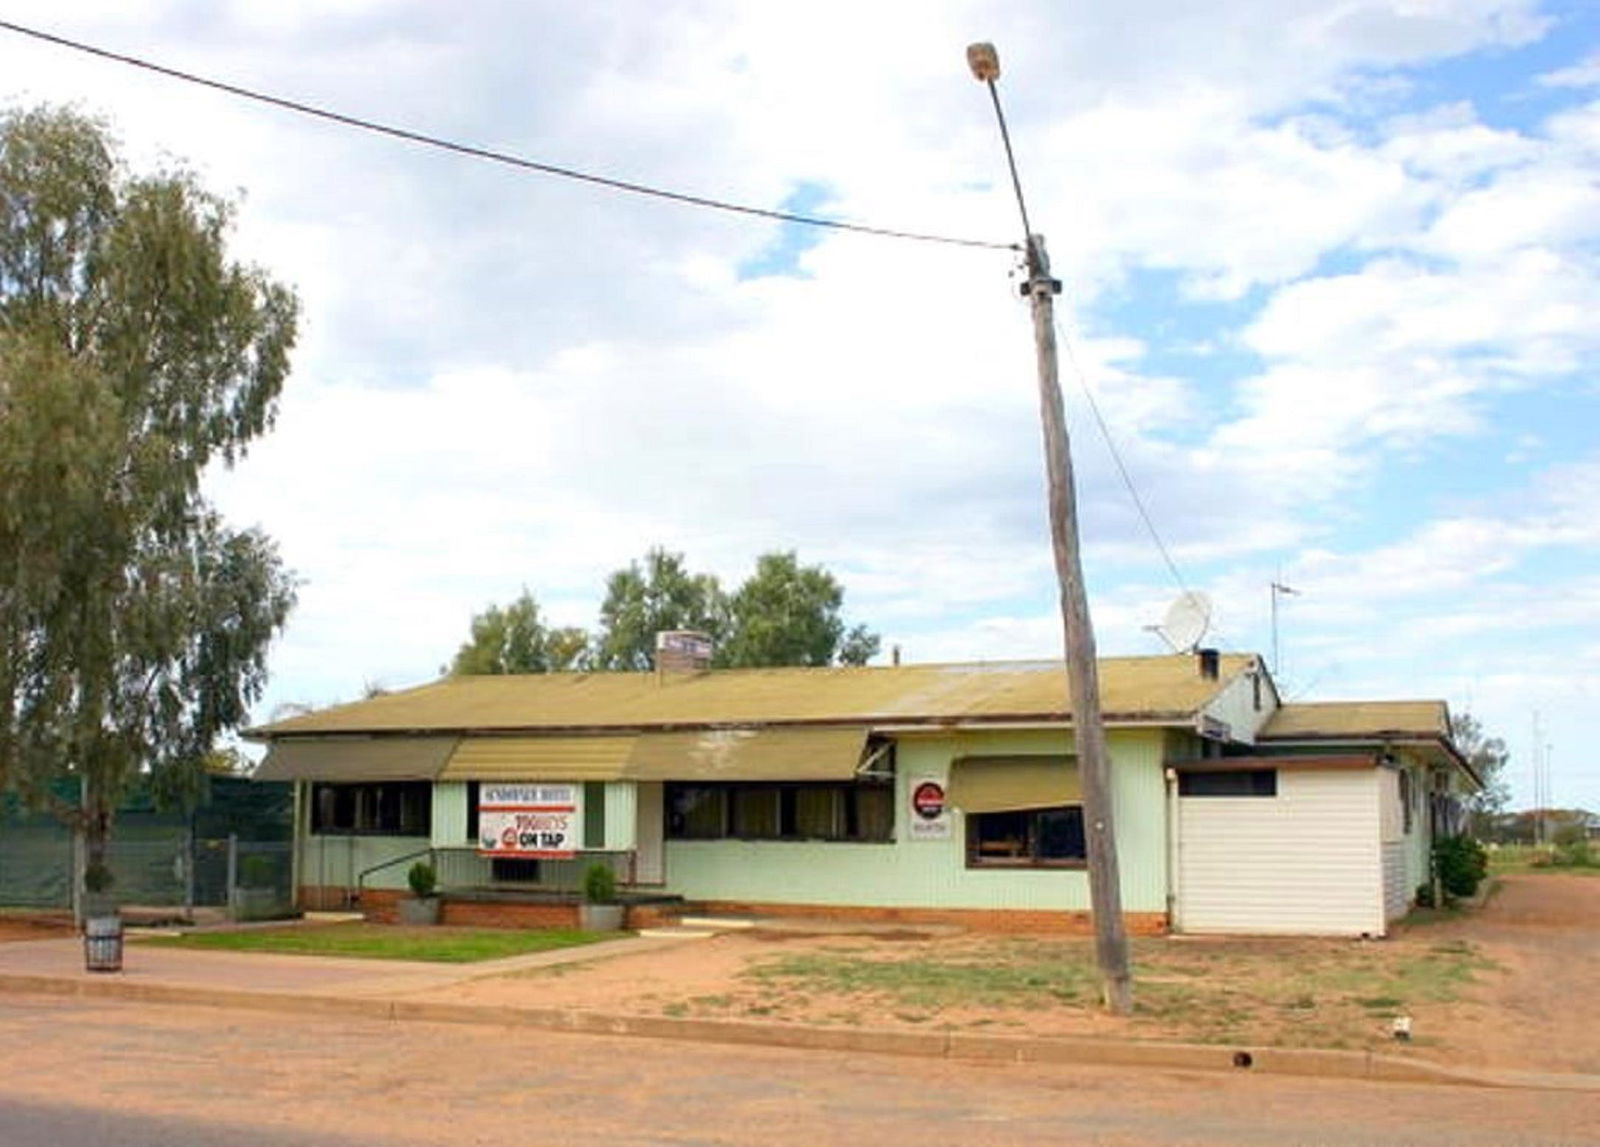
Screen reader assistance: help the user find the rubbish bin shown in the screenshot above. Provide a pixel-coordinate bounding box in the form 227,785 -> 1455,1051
83,914 -> 124,973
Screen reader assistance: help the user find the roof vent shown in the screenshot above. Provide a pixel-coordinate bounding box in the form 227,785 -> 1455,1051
1197,648 -> 1220,680
656,630 -> 713,676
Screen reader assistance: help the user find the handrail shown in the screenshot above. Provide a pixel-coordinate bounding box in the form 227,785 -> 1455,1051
354,845 -> 434,902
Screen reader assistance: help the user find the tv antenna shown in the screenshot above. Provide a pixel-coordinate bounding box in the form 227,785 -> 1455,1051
1146,591 -> 1212,653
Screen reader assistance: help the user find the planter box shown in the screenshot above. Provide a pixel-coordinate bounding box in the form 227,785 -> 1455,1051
398,896 -> 441,926
579,903 -> 625,932
230,886 -> 288,923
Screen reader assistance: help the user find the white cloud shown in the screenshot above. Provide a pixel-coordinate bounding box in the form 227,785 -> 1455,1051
2,1 -> 1594,807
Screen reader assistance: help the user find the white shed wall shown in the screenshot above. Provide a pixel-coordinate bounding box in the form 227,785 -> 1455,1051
1176,769 -> 1384,936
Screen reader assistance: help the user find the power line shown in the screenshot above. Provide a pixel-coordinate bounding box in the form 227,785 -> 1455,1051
0,19 -> 1017,254
1053,315 -> 1190,594
1051,313 -> 1239,652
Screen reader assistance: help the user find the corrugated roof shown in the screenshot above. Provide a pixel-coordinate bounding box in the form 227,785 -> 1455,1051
251,737 -> 459,782
1260,701 -> 1450,742
947,755 -> 1078,813
439,736 -> 637,783
247,655 -> 1254,738
627,727 -> 867,782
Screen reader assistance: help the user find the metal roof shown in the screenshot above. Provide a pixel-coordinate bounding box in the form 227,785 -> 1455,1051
252,736 -> 459,782
438,736 -> 637,783
1259,701 -> 1451,742
247,655 -> 1255,739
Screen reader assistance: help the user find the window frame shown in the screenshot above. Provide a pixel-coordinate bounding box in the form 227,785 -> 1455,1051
308,781 -> 433,837
1177,769 -> 1279,798
665,780 -> 894,844
965,804 -> 1087,869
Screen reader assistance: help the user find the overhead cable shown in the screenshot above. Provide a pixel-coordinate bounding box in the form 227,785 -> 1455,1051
0,19 -> 1017,253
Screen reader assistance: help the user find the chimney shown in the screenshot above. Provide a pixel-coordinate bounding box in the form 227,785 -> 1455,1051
1197,648 -> 1220,680
655,630 -> 713,677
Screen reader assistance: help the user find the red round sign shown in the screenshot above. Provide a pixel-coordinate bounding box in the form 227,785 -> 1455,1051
912,780 -> 946,820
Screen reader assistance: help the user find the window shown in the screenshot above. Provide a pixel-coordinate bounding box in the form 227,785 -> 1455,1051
310,782 -> 432,836
1398,770 -> 1414,834
1178,769 -> 1277,797
665,782 -> 893,843
967,805 -> 1085,867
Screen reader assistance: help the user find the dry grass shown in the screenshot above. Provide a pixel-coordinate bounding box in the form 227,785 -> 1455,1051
643,930 -> 1499,1050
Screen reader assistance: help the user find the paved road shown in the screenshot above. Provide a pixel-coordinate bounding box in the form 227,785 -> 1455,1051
0,994 -> 1591,1146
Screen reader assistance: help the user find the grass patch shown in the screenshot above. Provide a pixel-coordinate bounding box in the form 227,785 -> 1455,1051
139,923 -> 612,963
747,944 -> 1099,1011
739,932 -> 1494,1051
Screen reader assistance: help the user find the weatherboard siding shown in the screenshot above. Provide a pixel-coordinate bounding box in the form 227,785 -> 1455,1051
299,834 -> 429,893
660,728 -> 1171,913
1200,664 -> 1269,744
1175,769 -> 1383,936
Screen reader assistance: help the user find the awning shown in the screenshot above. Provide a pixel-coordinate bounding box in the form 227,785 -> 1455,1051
438,735 -> 637,782
625,726 -> 869,781
946,755 -> 1078,813
252,736 -> 458,782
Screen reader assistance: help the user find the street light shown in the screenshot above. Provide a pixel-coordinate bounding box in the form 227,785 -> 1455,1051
967,41 -> 1133,1015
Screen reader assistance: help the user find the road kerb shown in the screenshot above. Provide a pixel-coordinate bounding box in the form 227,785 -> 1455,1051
3,970 -> 1596,1093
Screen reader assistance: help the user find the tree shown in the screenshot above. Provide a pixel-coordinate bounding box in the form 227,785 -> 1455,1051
450,589 -> 591,675
1450,710 -> 1510,834
721,551 -> 881,668
595,548 -> 727,671
0,106 -> 298,895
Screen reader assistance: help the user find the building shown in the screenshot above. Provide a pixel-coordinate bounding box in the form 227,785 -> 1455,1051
247,642 -> 1476,936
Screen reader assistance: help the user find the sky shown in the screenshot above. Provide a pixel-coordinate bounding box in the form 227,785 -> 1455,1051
1,1 -> 1595,812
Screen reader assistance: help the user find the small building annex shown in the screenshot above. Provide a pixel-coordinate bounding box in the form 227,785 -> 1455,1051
247,643 -> 1476,937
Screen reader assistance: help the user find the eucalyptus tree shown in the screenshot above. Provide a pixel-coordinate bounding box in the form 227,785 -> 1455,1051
449,589 -> 591,674
0,106 -> 298,891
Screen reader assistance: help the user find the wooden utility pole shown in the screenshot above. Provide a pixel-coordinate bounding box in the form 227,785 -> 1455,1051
968,43 -> 1133,1014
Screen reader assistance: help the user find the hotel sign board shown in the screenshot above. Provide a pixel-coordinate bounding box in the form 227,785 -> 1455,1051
477,783 -> 580,859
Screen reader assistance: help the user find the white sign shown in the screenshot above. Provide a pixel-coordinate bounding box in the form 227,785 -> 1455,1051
478,783 -> 580,859
908,777 -> 952,840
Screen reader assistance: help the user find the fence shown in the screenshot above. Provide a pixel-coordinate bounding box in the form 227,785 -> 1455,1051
0,776 -> 292,914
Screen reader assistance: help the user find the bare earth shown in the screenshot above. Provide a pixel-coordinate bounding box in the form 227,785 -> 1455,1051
429,874 -> 1600,1073
2,994 -> 1593,1147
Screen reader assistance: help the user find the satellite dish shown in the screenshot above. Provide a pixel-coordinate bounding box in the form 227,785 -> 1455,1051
1151,591 -> 1212,653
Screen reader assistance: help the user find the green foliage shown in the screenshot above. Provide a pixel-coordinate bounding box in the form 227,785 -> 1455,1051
1432,834 -> 1489,901
721,551 -> 880,668
582,860 -> 617,905
596,548 -> 727,671
407,860 -> 438,899
1450,711 -> 1510,828
1550,838 -> 1596,869
83,861 -> 115,893
457,548 -> 882,675
0,106 -> 298,865
450,589 -> 590,675
240,854 -> 276,889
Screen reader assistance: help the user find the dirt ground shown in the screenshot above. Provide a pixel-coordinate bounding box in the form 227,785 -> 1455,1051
0,914 -> 73,944
436,874 -> 1600,1073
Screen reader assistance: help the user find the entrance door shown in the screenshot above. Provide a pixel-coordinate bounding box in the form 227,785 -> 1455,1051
634,783 -> 665,885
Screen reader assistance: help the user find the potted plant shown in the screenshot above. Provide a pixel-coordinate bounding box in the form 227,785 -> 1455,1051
398,860 -> 442,925
230,854 -> 287,922
578,861 -> 624,932
81,861 -> 118,921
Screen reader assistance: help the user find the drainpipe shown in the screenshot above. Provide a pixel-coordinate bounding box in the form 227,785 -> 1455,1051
1164,766 -> 1179,932
290,780 -> 304,912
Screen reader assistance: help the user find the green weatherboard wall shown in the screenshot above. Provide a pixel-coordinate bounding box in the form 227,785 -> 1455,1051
660,728 -> 1171,913
300,728 -> 1172,908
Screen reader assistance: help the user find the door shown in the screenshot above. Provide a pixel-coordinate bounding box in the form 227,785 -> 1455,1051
634,782 -> 665,885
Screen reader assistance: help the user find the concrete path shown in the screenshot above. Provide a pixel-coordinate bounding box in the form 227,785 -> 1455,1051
0,925 -> 1594,1095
